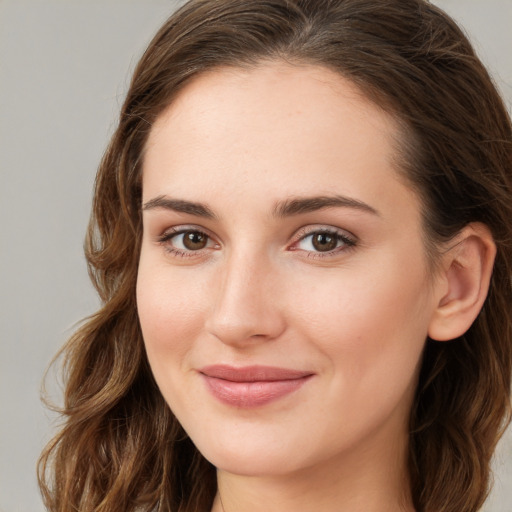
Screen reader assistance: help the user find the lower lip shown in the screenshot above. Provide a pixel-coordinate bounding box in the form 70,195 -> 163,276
202,375 -> 312,408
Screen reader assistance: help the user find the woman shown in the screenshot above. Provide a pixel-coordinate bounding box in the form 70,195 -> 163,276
38,1 -> 512,511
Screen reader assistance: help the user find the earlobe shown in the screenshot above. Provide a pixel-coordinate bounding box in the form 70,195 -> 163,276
428,223 -> 496,342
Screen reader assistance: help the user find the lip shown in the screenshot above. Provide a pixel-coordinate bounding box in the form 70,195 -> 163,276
199,365 -> 314,408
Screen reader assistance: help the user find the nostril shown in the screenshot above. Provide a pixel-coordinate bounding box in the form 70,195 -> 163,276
205,310 -> 286,347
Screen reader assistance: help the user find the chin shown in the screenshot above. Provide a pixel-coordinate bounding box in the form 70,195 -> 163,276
189,428 -> 318,478
205,449 -> 302,477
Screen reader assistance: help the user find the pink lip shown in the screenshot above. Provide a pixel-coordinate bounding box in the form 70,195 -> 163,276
199,365 -> 314,408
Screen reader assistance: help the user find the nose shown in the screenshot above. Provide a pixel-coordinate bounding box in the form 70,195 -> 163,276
205,251 -> 287,347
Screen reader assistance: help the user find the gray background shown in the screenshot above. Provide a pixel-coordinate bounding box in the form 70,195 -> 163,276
0,1 -> 511,510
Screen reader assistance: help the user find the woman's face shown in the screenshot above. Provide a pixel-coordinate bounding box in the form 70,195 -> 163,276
137,62 -> 440,477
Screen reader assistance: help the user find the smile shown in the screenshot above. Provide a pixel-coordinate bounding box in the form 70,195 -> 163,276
199,365 -> 314,408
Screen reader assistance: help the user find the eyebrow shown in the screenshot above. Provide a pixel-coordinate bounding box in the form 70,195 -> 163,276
273,195 -> 380,217
142,195 -> 217,219
142,194 -> 379,219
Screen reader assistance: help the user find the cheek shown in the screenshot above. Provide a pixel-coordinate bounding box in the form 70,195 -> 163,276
291,251 -> 433,391
136,260 -> 207,367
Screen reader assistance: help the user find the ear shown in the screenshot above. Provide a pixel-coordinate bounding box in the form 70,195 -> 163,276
428,223 -> 496,342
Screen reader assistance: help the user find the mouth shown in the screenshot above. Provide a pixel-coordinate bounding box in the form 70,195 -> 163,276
199,365 -> 314,408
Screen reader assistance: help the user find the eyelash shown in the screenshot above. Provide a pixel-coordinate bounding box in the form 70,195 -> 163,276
157,225 -> 357,259
291,227 -> 357,258
157,227 -> 216,258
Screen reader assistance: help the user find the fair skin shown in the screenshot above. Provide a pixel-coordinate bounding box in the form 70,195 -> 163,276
136,62 -> 495,512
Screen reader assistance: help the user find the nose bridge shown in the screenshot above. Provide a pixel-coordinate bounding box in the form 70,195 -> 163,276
206,246 -> 285,345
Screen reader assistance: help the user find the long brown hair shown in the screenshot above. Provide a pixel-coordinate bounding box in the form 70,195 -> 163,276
39,1 -> 512,511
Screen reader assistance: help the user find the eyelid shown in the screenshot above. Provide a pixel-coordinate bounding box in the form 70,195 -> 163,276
154,223 -> 357,259
157,225 -> 220,257
158,223 -> 216,239
289,225 -> 357,256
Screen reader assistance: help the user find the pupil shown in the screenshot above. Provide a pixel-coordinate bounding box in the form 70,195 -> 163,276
312,233 -> 337,252
183,231 -> 207,250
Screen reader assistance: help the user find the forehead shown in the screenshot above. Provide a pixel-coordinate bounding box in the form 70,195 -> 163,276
146,62 -> 398,156
142,62 -> 417,223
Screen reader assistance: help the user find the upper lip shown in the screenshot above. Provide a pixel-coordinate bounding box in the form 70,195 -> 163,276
199,364 -> 314,382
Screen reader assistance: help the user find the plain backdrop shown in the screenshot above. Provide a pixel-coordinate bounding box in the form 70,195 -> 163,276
1,1 -> 511,511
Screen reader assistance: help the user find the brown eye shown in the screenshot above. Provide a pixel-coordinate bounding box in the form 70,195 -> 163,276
182,231 -> 209,250
294,228 -> 356,256
311,232 -> 338,252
